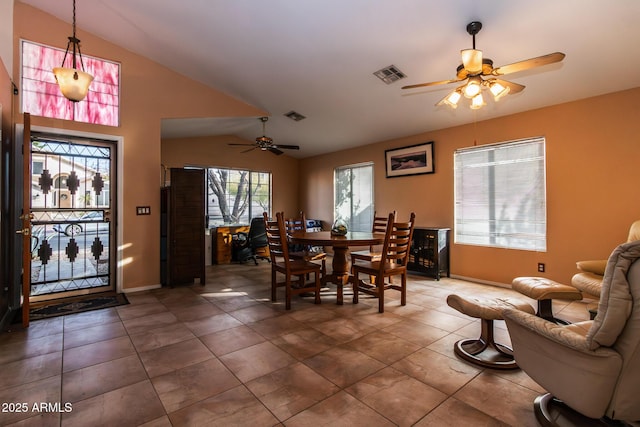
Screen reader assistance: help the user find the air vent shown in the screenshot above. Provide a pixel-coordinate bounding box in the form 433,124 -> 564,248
284,111 -> 306,121
373,65 -> 406,84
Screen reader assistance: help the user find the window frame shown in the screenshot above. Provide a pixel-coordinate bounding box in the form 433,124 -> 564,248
204,166 -> 272,227
334,162 -> 374,232
20,39 -> 121,126
453,137 -> 547,251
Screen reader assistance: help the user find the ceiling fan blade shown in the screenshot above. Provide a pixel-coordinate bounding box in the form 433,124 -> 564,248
268,147 -> 284,155
274,144 -> 300,150
241,146 -> 258,153
401,78 -> 463,90
492,52 -> 565,76
228,143 -> 256,146
494,79 -> 525,94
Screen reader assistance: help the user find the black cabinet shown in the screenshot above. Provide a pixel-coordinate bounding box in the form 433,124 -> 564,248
408,227 -> 450,280
160,168 -> 205,286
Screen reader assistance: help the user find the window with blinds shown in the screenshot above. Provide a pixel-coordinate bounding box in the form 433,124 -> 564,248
454,137 -> 547,251
334,163 -> 374,232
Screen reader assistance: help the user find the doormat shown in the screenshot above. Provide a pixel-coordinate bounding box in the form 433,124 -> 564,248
30,292 -> 129,321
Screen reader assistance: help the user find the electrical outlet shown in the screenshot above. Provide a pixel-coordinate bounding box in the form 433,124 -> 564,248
538,263 -> 545,273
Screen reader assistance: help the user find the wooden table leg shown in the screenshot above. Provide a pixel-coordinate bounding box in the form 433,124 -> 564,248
331,246 -> 350,305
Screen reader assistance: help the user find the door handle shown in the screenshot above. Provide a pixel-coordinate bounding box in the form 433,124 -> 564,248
16,228 -> 30,236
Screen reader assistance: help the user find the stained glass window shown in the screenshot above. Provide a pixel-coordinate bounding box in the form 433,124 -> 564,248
21,40 -> 120,126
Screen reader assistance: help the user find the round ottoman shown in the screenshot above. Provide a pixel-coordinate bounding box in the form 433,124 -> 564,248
447,294 -> 535,369
512,277 -> 583,325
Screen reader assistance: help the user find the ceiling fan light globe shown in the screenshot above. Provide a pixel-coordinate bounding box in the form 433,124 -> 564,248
489,81 -> 510,101
461,49 -> 483,74
445,90 -> 461,107
463,79 -> 482,98
470,93 -> 485,110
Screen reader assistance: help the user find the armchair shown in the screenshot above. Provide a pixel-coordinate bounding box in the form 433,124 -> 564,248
503,240 -> 640,425
231,217 -> 270,265
572,219 -> 640,299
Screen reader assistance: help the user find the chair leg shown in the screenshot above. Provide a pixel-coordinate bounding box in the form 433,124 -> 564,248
453,319 -> 519,369
285,273 -> 292,310
271,269 -> 277,302
401,273 -> 406,306
377,274 -> 384,313
352,271 -> 359,304
314,271 -> 321,305
537,299 -> 571,325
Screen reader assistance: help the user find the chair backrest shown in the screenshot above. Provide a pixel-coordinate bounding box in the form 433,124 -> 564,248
627,219 -> 640,242
377,212 -> 416,270
586,240 -> 640,420
284,212 -> 307,252
284,212 -> 306,233
248,216 -> 268,249
371,211 -> 396,233
264,212 -> 290,263
367,211 -> 396,251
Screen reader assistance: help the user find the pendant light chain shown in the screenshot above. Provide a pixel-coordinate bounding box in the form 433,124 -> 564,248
52,0 -> 94,102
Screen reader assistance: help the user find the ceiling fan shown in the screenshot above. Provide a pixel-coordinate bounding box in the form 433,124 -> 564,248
228,117 -> 300,155
402,21 -> 565,109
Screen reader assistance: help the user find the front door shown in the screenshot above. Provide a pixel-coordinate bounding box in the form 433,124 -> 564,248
28,131 -> 116,303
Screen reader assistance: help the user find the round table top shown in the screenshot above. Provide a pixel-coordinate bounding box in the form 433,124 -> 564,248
289,231 -> 385,247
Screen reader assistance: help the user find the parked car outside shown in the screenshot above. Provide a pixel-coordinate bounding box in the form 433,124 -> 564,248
53,211 -> 110,236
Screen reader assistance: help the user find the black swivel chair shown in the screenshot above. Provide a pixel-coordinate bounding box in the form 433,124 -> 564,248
232,217 -> 270,265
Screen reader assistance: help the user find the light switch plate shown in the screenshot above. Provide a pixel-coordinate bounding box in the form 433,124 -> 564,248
136,206 -> 151,215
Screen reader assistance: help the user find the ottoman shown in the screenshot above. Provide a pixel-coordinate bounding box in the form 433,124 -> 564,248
512,277 -> 583,325
446,294 -> 535,369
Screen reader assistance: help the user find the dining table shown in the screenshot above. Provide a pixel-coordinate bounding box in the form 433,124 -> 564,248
289,230 -> 385,304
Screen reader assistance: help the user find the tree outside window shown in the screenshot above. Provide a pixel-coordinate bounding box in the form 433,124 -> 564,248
206,168 -> 271,226
334,163 -> 374,232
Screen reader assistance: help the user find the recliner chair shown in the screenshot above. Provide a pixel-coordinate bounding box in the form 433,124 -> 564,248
503,240 -> 640,426
572,219 -> 640,299
231,217 -> 270,265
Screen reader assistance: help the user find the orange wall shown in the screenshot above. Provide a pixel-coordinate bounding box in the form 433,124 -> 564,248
161,135 -> 300,216
300,87 -> 640,286
12,3 -> 265,291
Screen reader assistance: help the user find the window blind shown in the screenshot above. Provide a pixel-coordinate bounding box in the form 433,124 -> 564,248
334,163 -> 374,232
454,137 -> 547,251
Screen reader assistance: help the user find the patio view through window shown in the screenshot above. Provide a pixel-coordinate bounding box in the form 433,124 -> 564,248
454,137 -> 547,251
334,162 -> 374,232
205,167 -> 271,227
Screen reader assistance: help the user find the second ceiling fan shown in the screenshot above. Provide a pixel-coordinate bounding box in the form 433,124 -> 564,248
402,21 -> 565,109
228,117 -> 300,155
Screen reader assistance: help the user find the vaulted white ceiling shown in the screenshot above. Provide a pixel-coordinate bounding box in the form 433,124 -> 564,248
21,0 -> 640,158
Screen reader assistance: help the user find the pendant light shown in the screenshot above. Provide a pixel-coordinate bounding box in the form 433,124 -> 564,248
53,0 -> 94,102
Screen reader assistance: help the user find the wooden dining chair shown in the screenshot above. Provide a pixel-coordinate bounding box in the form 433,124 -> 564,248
350,211 -> 396,264
352,212 -> 416,313
284,211 -> 327,277
263,212 -> 322,310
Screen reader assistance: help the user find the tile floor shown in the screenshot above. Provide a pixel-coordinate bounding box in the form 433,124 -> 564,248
0,261 -> 592,426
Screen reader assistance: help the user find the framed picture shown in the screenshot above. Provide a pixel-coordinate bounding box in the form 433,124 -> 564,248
385,141 -> 434,178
